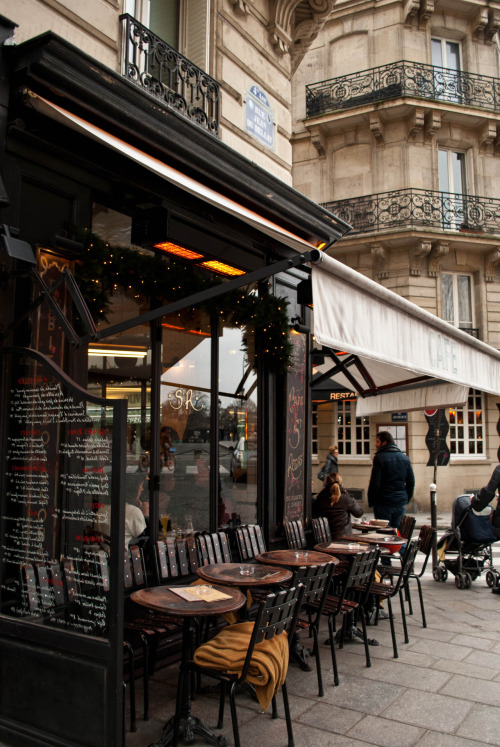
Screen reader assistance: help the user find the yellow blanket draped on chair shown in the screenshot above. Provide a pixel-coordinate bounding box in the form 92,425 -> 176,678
193,621 -> 289,711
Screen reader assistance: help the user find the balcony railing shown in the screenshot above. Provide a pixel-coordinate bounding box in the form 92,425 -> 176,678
120,14 -> 220,137
306,61 -> 500,117
322,189 -> 500,235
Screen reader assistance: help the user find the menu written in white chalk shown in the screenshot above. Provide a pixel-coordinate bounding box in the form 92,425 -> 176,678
0,351 -> 115,637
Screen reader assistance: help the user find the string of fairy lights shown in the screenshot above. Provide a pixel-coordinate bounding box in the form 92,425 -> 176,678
75,230 -> 294,373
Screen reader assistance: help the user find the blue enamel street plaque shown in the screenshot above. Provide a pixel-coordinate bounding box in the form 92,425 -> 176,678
245,85 -> 274,149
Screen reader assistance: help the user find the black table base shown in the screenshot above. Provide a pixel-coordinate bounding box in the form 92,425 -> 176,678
149,715 -> 228,747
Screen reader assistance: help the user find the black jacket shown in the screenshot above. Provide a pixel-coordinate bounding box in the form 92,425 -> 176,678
312,487 -> 363,539
470,465 -> 500,530
368,443 -> 415,508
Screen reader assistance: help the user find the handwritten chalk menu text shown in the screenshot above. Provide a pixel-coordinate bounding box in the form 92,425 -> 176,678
0,348 -> 124,637
283,333 -> 307,523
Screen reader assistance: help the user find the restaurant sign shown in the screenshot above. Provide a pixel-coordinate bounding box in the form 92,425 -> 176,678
245,85 -> 274,149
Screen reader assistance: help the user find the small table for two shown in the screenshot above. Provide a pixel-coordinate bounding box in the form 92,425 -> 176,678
132,584 -> 245,746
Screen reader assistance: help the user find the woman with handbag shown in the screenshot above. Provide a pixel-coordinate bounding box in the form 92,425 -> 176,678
317,444 -> 339,481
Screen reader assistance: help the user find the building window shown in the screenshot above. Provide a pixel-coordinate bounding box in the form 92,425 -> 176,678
432,38 -> 461,103
441,272 -> 473,330
337,400 -> 370,456
449,389 -> 484,456
312,402 -> 318,459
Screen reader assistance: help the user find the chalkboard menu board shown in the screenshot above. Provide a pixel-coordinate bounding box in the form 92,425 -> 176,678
0,347 -> 125,637
283,333 -> 307,522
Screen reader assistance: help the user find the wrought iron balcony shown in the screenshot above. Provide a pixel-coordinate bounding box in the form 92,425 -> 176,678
322,189 -> 500,235
306,60 -> 500,117
459,327 -> 480,338
120,14 -> 220,136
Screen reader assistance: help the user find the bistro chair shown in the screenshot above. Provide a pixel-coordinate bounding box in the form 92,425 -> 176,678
380,525 -> 436,628
312,517 -> 332,544
196,531 -> 232,566
289,562 -> 335,696
284,519 -> 308,550
317,548 -> 380,685
364,539 -> 420,658
173,584 -> 305,747
234,524 -> 266,562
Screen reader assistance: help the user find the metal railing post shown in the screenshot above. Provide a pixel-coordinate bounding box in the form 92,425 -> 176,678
430,482 -> 438,569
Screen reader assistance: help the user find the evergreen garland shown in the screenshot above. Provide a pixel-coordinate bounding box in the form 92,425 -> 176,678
75,230 -> 293,373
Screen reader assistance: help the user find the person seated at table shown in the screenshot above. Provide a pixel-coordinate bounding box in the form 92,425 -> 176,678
95,474 -> 148,549
312,472 -> 363,539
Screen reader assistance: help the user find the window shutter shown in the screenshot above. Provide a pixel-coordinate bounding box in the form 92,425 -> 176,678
181,0 -> 209,71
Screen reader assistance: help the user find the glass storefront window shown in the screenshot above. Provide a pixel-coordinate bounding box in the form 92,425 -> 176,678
159,307 -> 212,533
218,324 -> 258,527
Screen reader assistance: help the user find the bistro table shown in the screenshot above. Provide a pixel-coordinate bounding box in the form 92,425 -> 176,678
132,584 -> 245,746
255,549 -> 340,569
255,549 -> 340,670
352,522 -> 398,535
197,562 -> 292,612
339,533 -> 406,554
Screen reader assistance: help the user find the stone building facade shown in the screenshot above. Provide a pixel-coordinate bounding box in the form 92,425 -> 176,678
292,0 -> 500,510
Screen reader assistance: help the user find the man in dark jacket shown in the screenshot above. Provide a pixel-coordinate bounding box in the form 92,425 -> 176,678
368,431 -> 415,530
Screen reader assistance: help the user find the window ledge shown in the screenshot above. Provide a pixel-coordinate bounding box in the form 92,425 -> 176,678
449,457 -> 490,464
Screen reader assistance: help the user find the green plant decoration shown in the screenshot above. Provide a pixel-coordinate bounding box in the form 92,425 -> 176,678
75,231 -> 293,373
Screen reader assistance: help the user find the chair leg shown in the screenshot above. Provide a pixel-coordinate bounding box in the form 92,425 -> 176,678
387,598 -> 398,658
327,615 -> 339,686
415,576 -> 427,628
282,681 -> 295,747
139,634 -> 149,722
399,588 -> 410,644
358,606 -> 371,669
217,681 -> 226,729
229,681 -> 241,747
405,579 -> 413,616
271,694 -> 278,719
311,627 -> 324,697
124,641 -> 136,732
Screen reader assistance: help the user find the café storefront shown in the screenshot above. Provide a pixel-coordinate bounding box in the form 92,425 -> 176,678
0,26 -> 349,746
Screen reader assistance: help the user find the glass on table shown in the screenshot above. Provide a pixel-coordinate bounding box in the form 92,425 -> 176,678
294,551 -> 310,560
239,565 -> 254,576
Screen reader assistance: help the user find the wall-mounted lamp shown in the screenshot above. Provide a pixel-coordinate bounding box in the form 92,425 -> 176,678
290,315 -> 310,334
0,225 -> 36,264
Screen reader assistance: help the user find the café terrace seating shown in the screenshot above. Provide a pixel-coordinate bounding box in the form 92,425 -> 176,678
312,517 -> 332,544
284,519 -> 308,550
364,539 -> 420,658
175,584 -> 305,747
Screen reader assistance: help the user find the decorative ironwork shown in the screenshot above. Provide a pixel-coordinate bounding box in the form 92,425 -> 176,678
306,60 -> 500,116
459,327 -> 479,338
120,14 -> 220,137
322,189 -> 500,235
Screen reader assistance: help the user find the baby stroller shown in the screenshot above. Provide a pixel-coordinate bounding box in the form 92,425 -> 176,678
433,494 -> 500,589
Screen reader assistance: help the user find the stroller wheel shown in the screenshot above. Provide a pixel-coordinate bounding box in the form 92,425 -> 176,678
486,570 -> 496,588
442,568 -> 448,581
463,572 -> 472,589
455,572 -> 465,589
432,567 -> 441,582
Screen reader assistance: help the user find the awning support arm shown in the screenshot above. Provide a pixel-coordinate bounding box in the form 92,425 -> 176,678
80,251 -> 315,346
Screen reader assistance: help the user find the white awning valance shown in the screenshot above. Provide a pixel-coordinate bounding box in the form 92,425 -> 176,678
311,252 -> 500,414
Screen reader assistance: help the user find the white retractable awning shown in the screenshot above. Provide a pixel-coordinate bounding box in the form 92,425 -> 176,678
28,94 -> 324,255
311,252 -> 500,414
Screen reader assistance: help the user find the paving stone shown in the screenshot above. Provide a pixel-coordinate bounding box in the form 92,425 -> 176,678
433,657 -> 499,680
362,659 -> 451,691
440,673 -> 500,706
456,703 -> 500,744
313,672 -> 403,715
382,689 -> 473,732
296,701 -> 363,734
450,634 -> 496,650
463,648 -> 500,672
407,638 -> 472,661
347,714 -> 424,746
416,730 -> 496,747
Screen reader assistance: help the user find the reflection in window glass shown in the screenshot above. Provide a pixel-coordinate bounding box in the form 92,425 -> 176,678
337,401 -> 370,456
218,325 -> 258,527
159,308 -> 211,534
